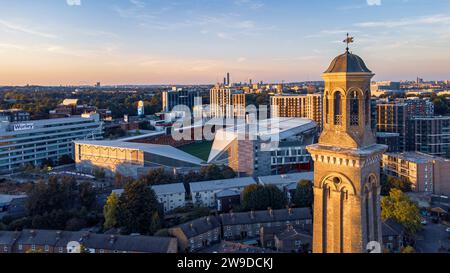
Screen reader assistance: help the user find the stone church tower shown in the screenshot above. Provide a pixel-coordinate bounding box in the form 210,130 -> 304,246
307,47 -> 387,253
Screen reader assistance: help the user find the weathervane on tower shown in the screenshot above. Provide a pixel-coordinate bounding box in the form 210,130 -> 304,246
343,33 -> 354,52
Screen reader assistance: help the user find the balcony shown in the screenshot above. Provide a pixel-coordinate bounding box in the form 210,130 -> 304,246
350,115 -> 359,126
334,115 -> 343,126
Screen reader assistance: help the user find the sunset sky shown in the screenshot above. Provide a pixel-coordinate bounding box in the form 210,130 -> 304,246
1,0 -> 450,86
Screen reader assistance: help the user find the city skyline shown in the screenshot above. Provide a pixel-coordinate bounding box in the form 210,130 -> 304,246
1,0 -> 450,86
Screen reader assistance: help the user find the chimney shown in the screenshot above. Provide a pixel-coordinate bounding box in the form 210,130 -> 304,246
189,223 -> 195,231
206,216 -> 211,225
288,207 -> 293,215
268,207 -> 273,217
56,231 -> 62,240
230,210 -> 235,220
30,230 -> 36,238
250,210 -> 255,219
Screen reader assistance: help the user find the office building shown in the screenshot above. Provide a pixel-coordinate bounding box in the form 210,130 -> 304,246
209,85 -> 246,118
382,152 -> 450,195
162,88 -> 200,112
271,94 -> 323,130
0,113 -> 103,174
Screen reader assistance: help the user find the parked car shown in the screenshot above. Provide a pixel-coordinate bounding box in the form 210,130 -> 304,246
446,227 -> 450,233
421,219 -> 428,225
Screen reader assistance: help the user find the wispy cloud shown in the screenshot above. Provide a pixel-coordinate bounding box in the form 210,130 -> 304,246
356,14 -> 450,28
0,19 -> 57,39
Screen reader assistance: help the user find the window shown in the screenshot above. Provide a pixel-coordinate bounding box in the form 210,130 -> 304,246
31,245 -> 36,251
18,244 -> 23,251
334,92 -> 342,125
45,245 -> 49,252
349,90 -> 359,126
59,247 -> 64,253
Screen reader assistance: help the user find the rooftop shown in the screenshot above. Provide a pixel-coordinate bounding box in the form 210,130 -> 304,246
190,177 -> 256,193
384,152 -> 450,163
258,172 -> 313,187
221,208 -> 312,226
324,51 -> 372,74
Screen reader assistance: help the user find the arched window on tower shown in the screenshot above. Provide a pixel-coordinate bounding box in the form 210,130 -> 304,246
349,90 -> 359,126
334,92 -> 342,126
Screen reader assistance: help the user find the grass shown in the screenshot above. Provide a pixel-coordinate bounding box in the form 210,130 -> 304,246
178,141 -> 213,161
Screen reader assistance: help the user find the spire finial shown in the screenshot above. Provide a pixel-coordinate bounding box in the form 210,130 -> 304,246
343,33 -> 354,52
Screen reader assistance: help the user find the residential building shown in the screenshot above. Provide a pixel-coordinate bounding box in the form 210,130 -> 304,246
208,118 -> 318,177
376,132 -> 400,153
190,177 -> 256,208
377,102 -> 409,151
0,113 -> 103,174
74,140 -> 204,178
210,85 -> 246,118
404,97 -> 434,117
382,152 -> 450,195
168,216 -> 221,252
49,99 -> 111,120
257,172 -> 314,203
409,116 -> 450,157
274,225 -> 313,253
1,229 -> 177,253
381,219 -> 406,253
162,88 -> 200,112
113,183 -> 186,213
220,208 -> 312,241
271,94 -> 323,130
216,189 -> 241,213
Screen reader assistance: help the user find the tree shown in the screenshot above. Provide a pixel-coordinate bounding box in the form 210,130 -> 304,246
381,175 -> 412,196
242,185 -> 287,211
93,168 -> 106,180
292,180 -> 313,208
141,168 -> 175,186
381,189 -> 422,234
58,155 -> 75,166
117,180 -> 161,235
401,246 -> 416,253
103,192 -> 120,230
79,182 -> 96,210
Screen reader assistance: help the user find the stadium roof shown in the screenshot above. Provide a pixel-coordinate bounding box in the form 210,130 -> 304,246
75,140 -> 204,166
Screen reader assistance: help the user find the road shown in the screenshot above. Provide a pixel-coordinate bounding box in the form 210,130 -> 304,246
415,221 -> 450,253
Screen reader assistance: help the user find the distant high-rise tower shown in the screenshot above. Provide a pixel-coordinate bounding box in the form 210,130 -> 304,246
307,44 -> 387,253
227,73 -> 231,86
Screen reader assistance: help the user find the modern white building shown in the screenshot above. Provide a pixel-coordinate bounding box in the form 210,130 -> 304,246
258,172 -> 314,191
190,177 -> 256,208
113,183 -> 186,213
207,118 -> 318,177
0,113 -> 103,174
